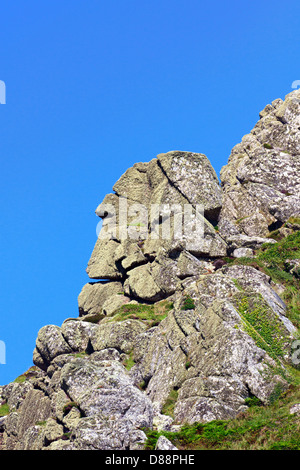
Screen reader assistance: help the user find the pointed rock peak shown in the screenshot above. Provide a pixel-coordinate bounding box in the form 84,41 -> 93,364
219,89 -> 300,240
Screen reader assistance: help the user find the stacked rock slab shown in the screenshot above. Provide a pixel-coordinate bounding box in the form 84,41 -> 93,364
80,151 -> 227,313
0,92 -> 299,450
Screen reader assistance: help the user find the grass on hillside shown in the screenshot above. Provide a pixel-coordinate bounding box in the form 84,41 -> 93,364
144,379 -> 300,450
0,403 -> 10,417
225,230 -> 300,329
108,299 -> 174,326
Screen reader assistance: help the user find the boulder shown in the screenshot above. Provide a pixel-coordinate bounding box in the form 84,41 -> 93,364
157,151 -> 222,222
78,280 -> 129,319
33,325 -> 73,371
290,404 -> 300,416
60,357 -> 153,450
232,247 -> 254,258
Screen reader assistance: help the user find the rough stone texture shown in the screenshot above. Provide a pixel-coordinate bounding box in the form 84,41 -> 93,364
60,357 -> 153,450
61,320 -> 99,352
156,151 -> 222,222
226,234 -> 277,253
78,280 -> 129,319
86,151 -> 227,301
219,89 -> 300,239
90,319 -> 148,354
290,403 -> 300,416
285,259 -> 300,278
4,389 -> 52,450
6,255 -> 295,449
155,435 -> 178,450
232,247 -> 254,258
33,325 -> 73,371
1,91 -> 299,451
128,274 -> 294,421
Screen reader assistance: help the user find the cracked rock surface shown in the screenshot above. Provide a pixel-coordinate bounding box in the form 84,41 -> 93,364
1,90 -> 299,450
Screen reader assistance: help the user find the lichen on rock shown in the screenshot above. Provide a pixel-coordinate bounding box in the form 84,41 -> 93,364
1,91 -> 299,451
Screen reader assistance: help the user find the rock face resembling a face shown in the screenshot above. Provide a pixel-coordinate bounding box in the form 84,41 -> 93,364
1,90 -> 300,451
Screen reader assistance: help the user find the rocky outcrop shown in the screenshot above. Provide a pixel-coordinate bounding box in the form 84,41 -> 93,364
0,91 -> 299,450
87,151 -> 227,283
219,89 -> 300,241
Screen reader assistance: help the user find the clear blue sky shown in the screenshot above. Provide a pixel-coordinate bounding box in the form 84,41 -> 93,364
1,0 -> 299,385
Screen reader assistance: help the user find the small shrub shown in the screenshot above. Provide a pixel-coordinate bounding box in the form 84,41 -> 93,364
123,350 -> 136,371
144,429 -> 160,450
244,396 -> 263,408
182,296 -> 195,310
138,380 -> 147,391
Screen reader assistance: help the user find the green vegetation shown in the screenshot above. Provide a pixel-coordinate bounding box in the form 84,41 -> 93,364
244,396 -> 262,407
232,278 -> 243,291
235,215 -> 252,225
123,350 -> 136,371
258,231 -> 300,329
0,402 -> 10,417
109,299 -> 174,326
74,351 -> 88,358
287,216 -> 300,226
161,388 -> 179,418
263,143 -> 273,149
13,366 -> 39,383
226,231 -> 300,329
36,420 -> 47,426
62,401 -> 80,416
13,375 -> 27,384
182,296 -> 196,310
237,295 -> 288,364
138,380 -> 147,391
144,382 -> 300,450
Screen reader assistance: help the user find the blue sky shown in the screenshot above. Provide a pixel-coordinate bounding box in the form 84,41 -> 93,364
0,0 -> 299,385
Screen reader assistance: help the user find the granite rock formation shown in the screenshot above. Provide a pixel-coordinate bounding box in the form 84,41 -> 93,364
219,90 -> 300,240
0,89 -> 299,450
